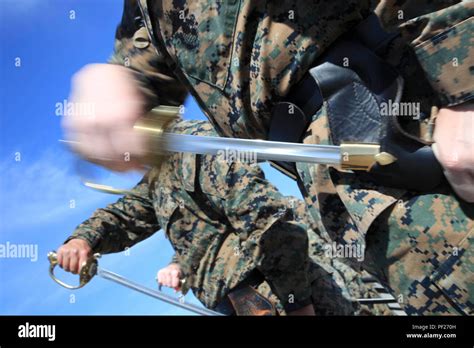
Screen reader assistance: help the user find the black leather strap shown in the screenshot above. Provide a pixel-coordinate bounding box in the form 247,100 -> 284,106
269,14 -> 444,191
268,14 -> 394,177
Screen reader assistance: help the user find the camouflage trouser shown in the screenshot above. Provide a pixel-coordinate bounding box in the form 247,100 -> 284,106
297,165 -> 473,315
294,93 -> 473,315
254,262 -> 393,316
254,224 -> 394,316
364,189 -> 474,315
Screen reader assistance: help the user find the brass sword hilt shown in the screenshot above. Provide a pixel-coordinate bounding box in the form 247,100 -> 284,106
47,251 -> 101,290
61,105 -> 182,196
133,105 -> 181,166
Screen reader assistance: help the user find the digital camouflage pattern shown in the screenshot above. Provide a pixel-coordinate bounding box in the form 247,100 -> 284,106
295,0 -> 474,315
374,0 -> 474,106
170,195 -> 395,316
111,0 -> 472,138
68,119 -> 390,314
298,102 -> 473,315
67,119 -> 308,310
365,190 -> 474,315
107,0 -> 473,314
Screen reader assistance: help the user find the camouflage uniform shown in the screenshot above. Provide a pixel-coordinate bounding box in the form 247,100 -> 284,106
170,196 -> 393,316
296,1 -> 474,315
109,1 -> 473,314
68,119 -> 377,315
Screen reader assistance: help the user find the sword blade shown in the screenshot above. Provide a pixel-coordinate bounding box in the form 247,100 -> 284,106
154,132 -> 341,165
97,268 -> 223,316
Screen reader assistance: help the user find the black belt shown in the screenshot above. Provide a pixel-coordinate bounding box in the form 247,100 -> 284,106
269,14 -> 397,152
268,14 -> 444,192
268,14 -> 395,179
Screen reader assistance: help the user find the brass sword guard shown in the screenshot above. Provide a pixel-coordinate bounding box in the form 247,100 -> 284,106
134,105 -> 181,165
47,251 -> 101,290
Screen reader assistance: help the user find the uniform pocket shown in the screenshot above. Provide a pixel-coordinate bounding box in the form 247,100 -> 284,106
431,228 -> 473,315
414,16 -> 474,106
168,0 -> 241,90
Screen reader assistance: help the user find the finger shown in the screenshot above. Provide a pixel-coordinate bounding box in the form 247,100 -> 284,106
57,248 -> 64,267
444,167 -> 471,186
69,249 -> 79,274
79,131 -> 141,172
164,273 -> 172,287
80,128 -> 116,163
444,170 -> 474,202
171,275 -> 180,289
170,270 -> 180,289
432,142 -> 462,174
78,250 -> 89,273
109,127 -> 147,163
434,143 -> 474,202
62,250 -> 71,272
157,270 -> 164,284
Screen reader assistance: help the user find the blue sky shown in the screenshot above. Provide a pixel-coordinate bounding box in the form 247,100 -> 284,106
0,0 -> 301,315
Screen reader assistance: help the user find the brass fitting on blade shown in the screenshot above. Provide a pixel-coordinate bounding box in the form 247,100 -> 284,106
340,143 -> 397,171
133,105 -> 181,166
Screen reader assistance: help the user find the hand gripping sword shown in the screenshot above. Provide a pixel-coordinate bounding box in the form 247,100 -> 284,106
47,251 -> 223,316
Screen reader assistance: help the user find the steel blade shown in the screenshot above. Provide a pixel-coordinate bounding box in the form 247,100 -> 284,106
97,268 -> 223,316
152,132 -> 342,165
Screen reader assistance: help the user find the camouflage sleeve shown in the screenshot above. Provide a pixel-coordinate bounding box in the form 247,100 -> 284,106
199,159 -> 291,241
225,164 -> 292,239
170,253 -> 180,265
377,1 -> 474,106
65,174 -> 160,254
108,0 -> 188,109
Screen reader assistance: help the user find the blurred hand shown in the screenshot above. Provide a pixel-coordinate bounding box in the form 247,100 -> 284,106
62,64 -> 147,171
433,103 -> 474,202
157,263 -> 182,291
57,239 -> 92,275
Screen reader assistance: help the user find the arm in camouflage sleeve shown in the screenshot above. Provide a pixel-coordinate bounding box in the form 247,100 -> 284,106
222,163 -> 292,240
108,0 -> 188,108
376,1 -> 474,106
169,253 -> 180,265
65,174 -> 161,254
198,159 -> 292,241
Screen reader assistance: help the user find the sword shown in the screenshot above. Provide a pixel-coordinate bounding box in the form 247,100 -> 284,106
59,105 -> 398,195
134,106 -> 397,171
59,105 -> 398,193
47,251 -> 223,316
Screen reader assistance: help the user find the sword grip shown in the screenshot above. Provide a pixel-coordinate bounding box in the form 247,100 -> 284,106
47,251 -> 100,290
368,144 -> 445,192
